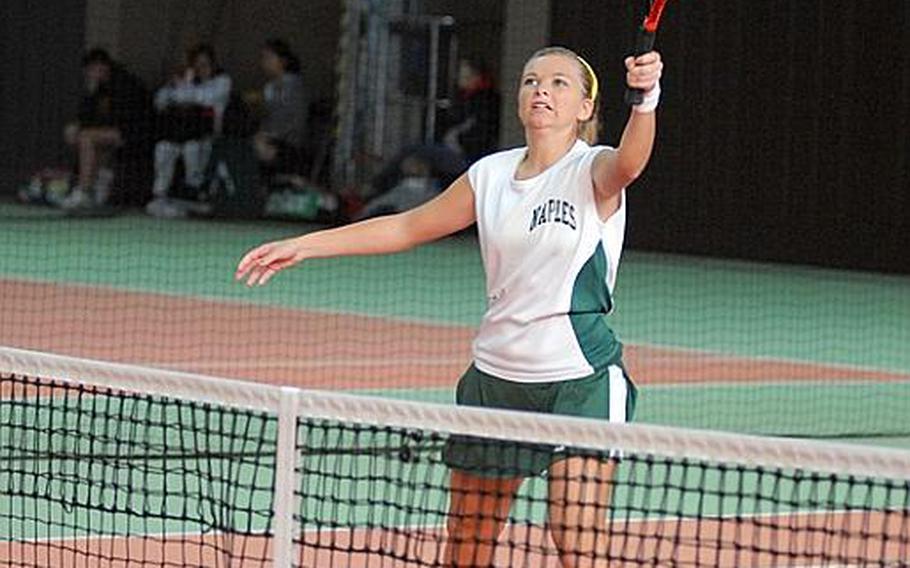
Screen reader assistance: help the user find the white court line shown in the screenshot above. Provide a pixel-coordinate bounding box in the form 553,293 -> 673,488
11,359 -> 909,394
147,357 -> 466,371
3,529 -> 230,544
9,507 -> 879,544
644,378 -> 910,389
296,506 -> 901,533
133,358 -> 910,391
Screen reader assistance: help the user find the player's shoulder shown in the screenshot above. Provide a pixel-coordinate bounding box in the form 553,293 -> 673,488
588,143 -> 616,154
573,142 -> 616,171
577,141 -> 616,159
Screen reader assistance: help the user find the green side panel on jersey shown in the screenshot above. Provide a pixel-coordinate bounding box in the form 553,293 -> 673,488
569,242 -> 622,369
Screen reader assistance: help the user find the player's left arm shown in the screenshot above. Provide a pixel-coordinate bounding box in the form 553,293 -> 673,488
591,52 -> 662,216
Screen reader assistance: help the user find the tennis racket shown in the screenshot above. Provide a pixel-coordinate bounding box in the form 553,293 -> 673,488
624,0 -> 670,106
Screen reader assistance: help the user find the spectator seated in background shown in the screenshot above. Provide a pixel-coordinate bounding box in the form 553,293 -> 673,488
359,57 -> 500,219
250,38 -> 307,186
440,57 -> 501,166
62,48 -> 152,210
146,44 -> 232,218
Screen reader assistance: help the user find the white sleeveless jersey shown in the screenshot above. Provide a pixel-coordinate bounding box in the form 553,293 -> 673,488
469,139 -> 626,382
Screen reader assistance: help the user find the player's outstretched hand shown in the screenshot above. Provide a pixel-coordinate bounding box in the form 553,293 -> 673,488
235,238 -> 306,287
624,51 -> 662,93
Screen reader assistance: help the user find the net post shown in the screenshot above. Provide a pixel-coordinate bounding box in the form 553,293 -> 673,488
272,386 -> 301,568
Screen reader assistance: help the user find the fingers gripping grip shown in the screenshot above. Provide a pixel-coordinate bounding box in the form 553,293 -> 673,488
624,29 -> 656,106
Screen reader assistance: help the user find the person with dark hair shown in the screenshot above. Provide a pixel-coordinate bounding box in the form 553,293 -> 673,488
62,48 -> 152,209
441,57 -> 501,164
253,38 -> 306,177
147,43 -> 232,217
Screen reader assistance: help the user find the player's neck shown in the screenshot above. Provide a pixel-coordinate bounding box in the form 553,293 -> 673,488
522,129 -> 577,176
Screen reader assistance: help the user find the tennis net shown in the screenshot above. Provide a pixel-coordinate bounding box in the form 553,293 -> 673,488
1,347 -> 908,567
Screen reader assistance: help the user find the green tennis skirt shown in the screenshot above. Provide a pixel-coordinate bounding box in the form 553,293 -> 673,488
442,363 -> 638,478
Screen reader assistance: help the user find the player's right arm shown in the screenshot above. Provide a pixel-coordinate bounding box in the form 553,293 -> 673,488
235,174 -> 475,286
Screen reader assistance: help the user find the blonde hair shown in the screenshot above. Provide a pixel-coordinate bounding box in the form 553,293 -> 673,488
526,46 -> 600,144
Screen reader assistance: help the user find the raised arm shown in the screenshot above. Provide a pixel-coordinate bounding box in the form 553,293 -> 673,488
235,174 -> 476,286
591,51 -> 662,218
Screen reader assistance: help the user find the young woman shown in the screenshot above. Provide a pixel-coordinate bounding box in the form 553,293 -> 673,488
236,45 -> 662,567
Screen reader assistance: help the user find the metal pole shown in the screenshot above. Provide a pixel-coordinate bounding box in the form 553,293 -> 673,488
425,20 -> 440,144
373,13 -> 390,159
331,0 -> 362,190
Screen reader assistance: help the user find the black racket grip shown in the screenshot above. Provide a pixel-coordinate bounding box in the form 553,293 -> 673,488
624,29 -> 657,106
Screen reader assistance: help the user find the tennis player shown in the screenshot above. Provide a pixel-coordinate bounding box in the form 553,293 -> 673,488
236,46 -> 662,567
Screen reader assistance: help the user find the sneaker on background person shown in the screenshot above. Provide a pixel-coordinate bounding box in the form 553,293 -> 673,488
60,186 -> 94,210
60,167 -> 115,211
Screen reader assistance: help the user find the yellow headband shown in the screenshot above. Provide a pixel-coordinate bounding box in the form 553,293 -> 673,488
576,55 -> 599,102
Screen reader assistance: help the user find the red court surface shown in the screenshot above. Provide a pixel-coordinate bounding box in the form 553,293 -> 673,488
2,279 -> 907,390
3,511 -> 905,567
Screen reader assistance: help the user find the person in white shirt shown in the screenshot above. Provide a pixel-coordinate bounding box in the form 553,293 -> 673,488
148,44 -> 231,216
235,45 -> 662,568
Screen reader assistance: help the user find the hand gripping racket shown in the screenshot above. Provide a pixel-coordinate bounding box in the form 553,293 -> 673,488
624,0 -> 669,106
